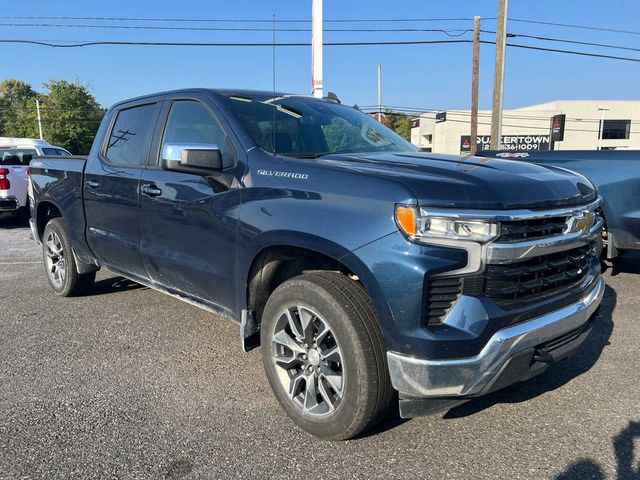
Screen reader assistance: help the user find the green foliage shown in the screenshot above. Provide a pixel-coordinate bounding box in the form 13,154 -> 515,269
0,78 -> 105,154
382,110 -> 412,141
0,79 -> 37,137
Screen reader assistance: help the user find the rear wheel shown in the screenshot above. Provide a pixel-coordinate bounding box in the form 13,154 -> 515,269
260,271 -> 394,440
42,218 -> 95,296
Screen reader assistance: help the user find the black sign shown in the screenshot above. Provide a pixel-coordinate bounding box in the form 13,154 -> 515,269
410,118 -> 420,128
460,135 -> 550,154
551,114 -> 566,142
435,112 -> 447,123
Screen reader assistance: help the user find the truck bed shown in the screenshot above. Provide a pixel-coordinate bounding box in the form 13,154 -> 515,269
29,155 -> 89,259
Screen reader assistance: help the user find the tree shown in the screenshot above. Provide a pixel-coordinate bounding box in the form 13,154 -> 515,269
0,78 -> 105,154
382,110 -> 412,141
33,80 -> 106,154
0,79 -> 37,137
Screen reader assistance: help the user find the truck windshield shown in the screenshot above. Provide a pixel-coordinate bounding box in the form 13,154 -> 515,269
224,94 -> 418,158
0,148 -> 37,165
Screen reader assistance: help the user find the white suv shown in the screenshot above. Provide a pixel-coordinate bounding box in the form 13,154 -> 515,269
0,137 -> 71,215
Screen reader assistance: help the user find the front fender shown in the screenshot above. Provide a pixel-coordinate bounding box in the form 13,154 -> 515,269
235,229 -> 387,315
344,232 -> 468,356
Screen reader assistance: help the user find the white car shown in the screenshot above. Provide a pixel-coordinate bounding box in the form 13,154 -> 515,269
0,137 -> 71,215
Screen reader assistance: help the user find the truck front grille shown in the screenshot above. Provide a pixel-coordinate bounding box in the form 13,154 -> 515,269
498,216 -> 567,243
467,243 -> 597,308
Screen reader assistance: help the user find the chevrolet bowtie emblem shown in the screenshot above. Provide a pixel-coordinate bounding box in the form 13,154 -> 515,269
567,211 -> 594,234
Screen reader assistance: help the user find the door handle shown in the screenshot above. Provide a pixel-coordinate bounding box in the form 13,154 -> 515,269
141,184 -> 162,197
85,180 -> 100,189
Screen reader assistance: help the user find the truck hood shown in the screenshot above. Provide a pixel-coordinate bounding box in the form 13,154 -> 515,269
319,152 -> 597,210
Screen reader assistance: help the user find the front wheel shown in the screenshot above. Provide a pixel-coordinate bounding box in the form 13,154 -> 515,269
42,217 -> 95,296
260,271 -> 394,440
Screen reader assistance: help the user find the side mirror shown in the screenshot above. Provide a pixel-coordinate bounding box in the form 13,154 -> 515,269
161,143 -> 223,173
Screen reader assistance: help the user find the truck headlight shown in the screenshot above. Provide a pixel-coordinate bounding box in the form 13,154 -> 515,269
395,205 -> 500,244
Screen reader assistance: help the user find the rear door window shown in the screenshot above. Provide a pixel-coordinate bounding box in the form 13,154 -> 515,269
0,149 -> 37,165
105,103 -> 158,166
42,147 -> 58,155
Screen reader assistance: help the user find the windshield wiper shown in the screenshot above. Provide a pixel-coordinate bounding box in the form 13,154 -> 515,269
289,153 -> 330,159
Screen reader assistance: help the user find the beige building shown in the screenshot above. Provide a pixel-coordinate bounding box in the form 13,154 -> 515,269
411,100 -> 640,154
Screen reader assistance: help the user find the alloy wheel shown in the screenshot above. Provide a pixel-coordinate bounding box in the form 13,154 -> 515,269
271,306 -> 344,416
45,231 -> 66,288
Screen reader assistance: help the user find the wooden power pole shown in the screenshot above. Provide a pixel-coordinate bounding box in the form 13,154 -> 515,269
490,0 -> 508,150
470,16 -> 480,155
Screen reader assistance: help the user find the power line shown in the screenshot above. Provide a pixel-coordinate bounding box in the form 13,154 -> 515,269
361,105 -> 640,124
482,30 -> 640,53
501,41 -> 640,63
0,22 -> 472,35
363,109 -> 640,134
4,15 -> 639,38
0,38 -> 473,48
1,37 -> 639,63
509,18 -> 640,36
0,15 -> 482,24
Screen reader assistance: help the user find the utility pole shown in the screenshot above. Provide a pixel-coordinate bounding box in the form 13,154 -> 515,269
311,0 -> 323,98
490,0 -> 508,150
597,107 -> 609,150
377,64 -> 382,122
470,16 -> 480,155
35,98 -> 44,140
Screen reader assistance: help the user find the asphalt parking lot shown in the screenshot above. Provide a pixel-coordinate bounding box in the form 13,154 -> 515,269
0,214 -> 638,480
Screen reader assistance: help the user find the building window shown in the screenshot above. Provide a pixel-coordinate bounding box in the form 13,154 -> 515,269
600,119 -> 631,140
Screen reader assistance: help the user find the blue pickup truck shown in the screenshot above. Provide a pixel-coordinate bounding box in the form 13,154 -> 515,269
29,89 -> 604,440
477,150 -> 640,258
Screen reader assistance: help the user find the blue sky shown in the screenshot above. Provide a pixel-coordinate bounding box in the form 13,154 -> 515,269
2,0 -> 639,110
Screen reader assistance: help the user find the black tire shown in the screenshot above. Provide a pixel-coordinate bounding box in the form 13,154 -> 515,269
42,217 -> 95,296
18,201 -> 31,225
260,270 -> 394,440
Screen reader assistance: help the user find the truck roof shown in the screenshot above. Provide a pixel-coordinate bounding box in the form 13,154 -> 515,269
108,88 -> 314,109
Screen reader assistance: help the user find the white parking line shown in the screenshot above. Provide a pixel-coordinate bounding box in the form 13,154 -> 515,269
0,261 -> 41,265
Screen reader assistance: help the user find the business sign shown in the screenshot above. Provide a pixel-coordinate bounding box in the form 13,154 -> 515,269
551,114 -> 566,142
435,112 -> 447,123
460,135 -> 550,154
411,118 -> 420,128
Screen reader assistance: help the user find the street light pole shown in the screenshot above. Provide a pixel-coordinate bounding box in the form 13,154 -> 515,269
35,98 -> 44,140
490,0 -> 508,150
311,0 -> 323,98
597,107 -> 609,150
377,64 -> 382,122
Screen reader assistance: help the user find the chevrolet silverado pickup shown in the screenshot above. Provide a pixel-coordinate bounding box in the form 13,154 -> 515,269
477,149 -> 640,258
29,89 -> 605,440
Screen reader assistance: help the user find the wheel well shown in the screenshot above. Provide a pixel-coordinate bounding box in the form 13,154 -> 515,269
36,202 -> 62,239
246,246 -> 355,326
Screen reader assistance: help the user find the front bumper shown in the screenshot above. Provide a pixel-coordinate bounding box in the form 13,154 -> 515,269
387,275 -> 604,399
